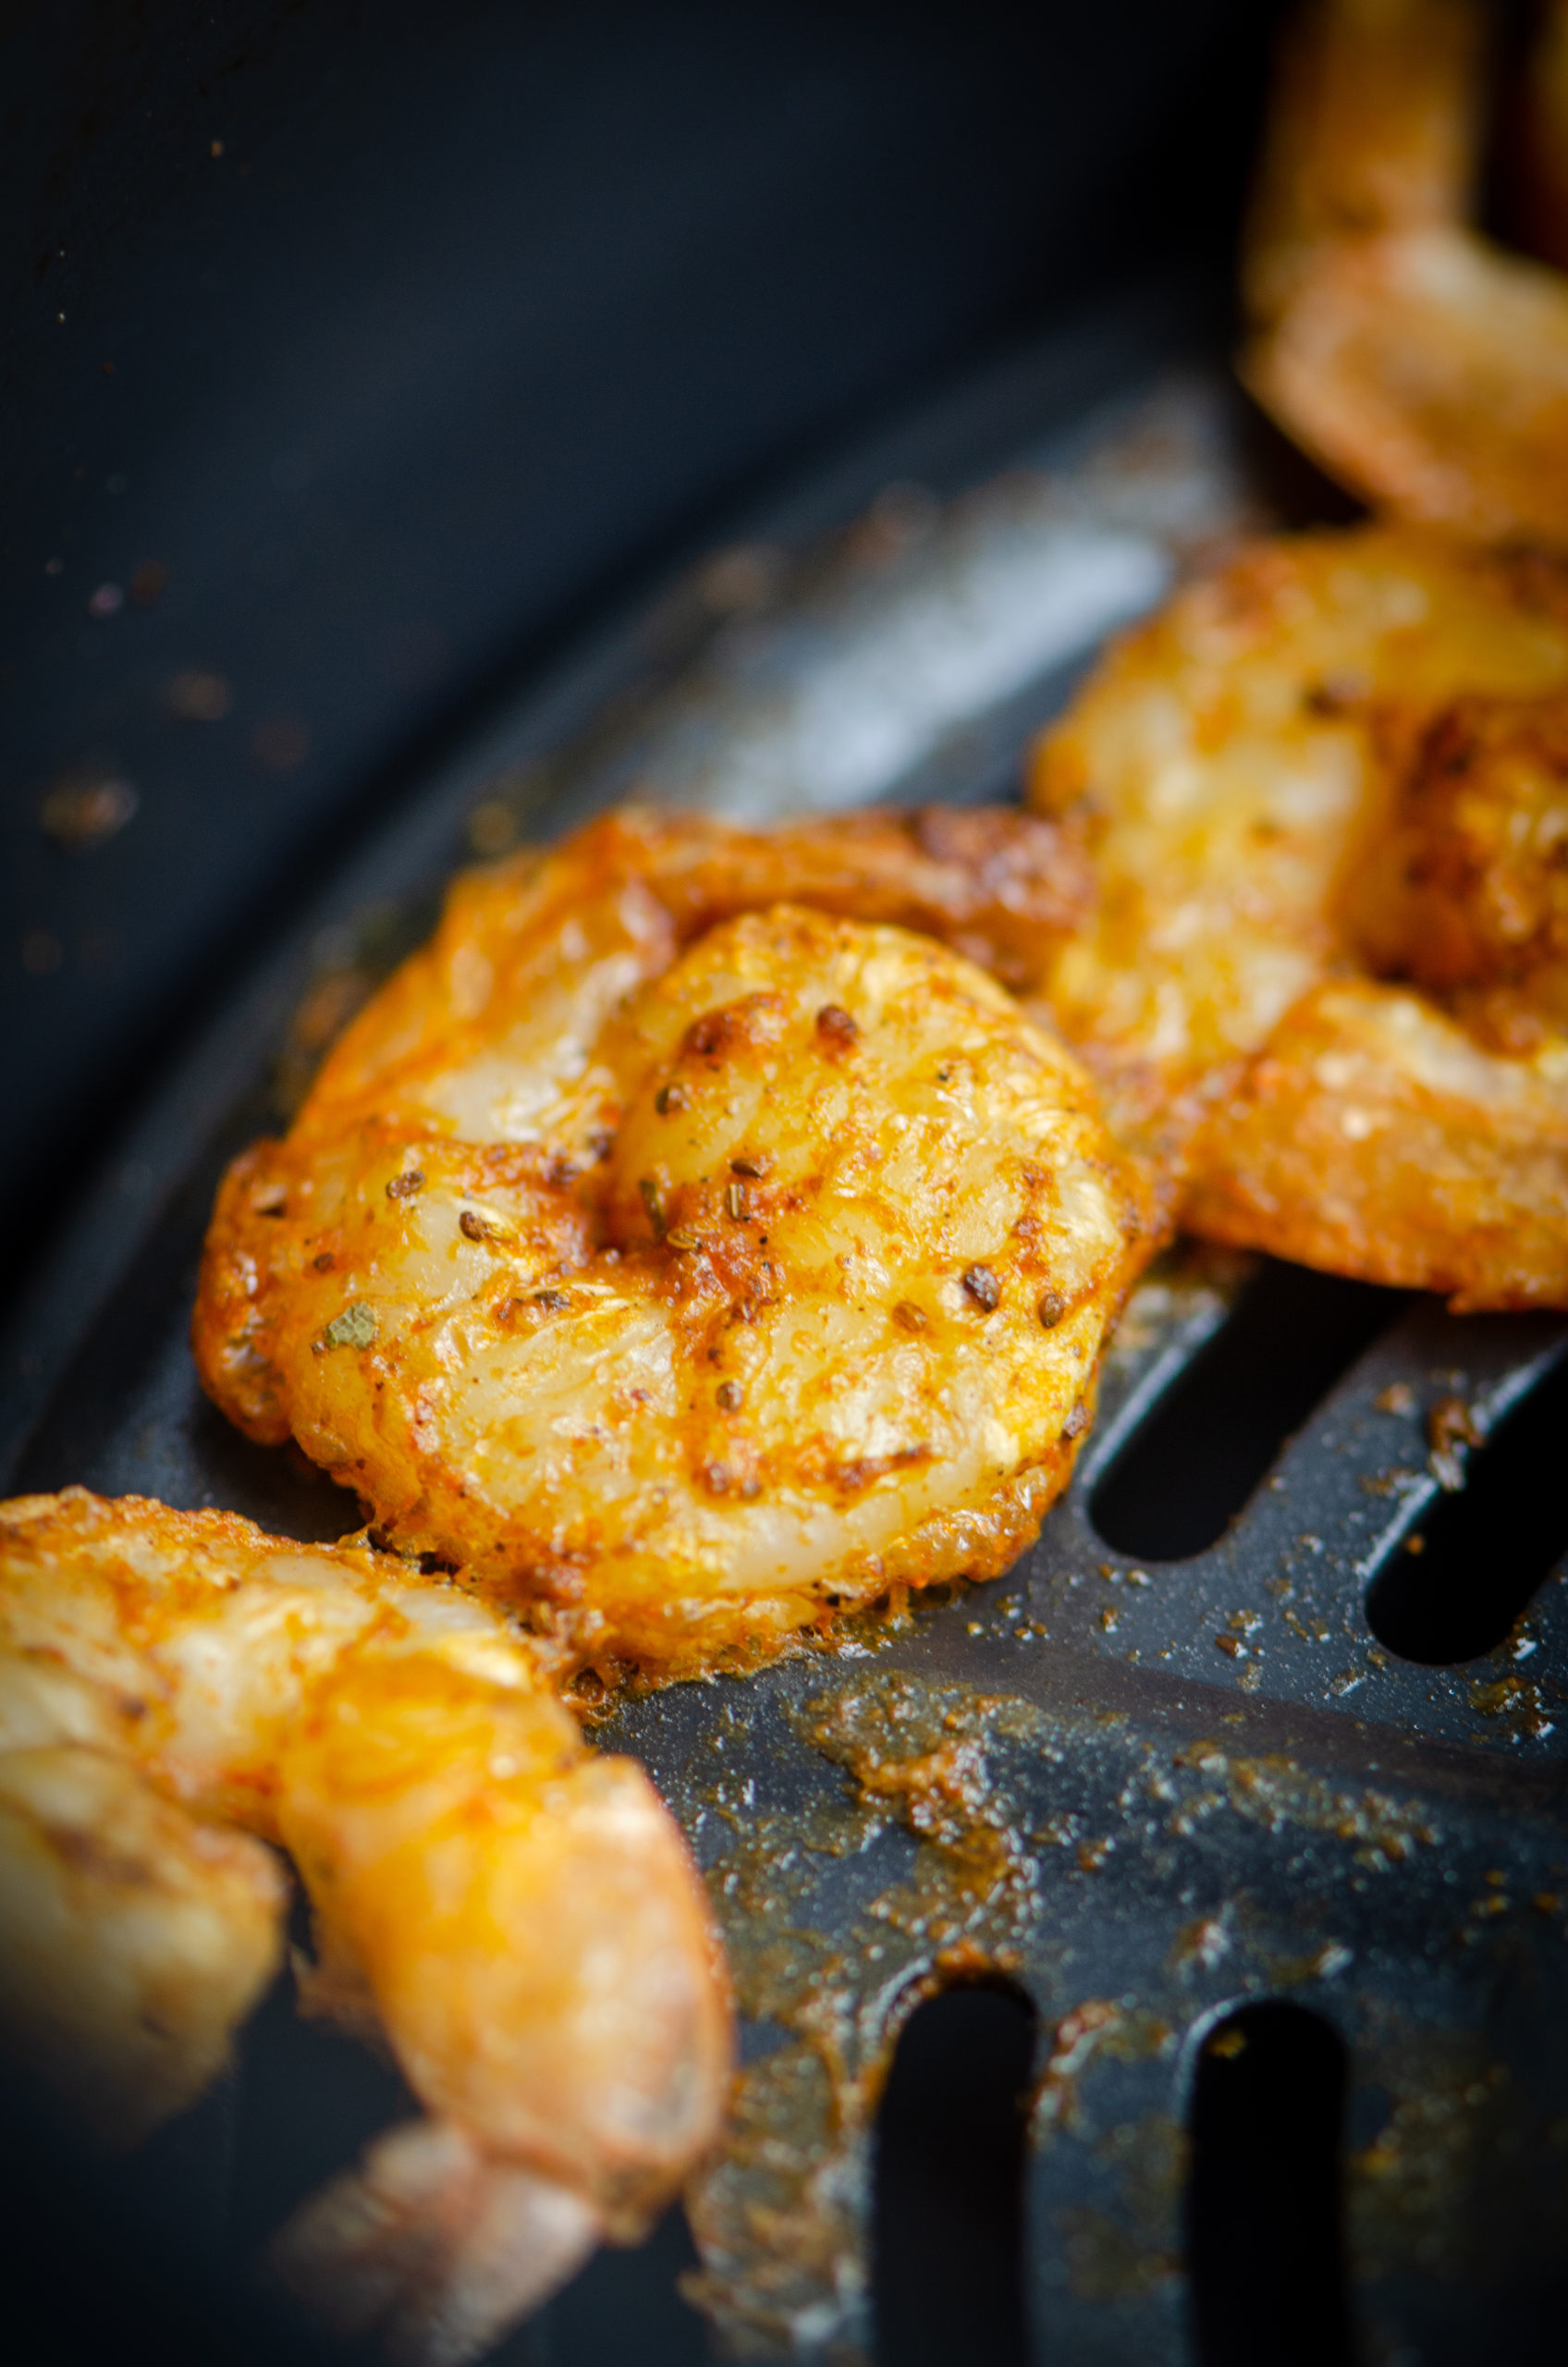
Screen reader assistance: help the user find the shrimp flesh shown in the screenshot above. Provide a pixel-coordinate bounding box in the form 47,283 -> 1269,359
1028,523 -> 1568,1306
0,1487 -> 730,2365
192,806 -> 1151,1679
1242,0 -> 1568,550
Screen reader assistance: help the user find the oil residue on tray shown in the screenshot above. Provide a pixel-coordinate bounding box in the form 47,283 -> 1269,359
682,1674 -> 1053,2358
1057,2111 -> 1187,2305
585,1239 -> 1568,2361
1170,1740 -> 1439,1866
648,1647 -> 1568,2361
1467,1668 -> 1556,1741
795,1674 -> 1051,1947
1346,2013 -> 1568,2289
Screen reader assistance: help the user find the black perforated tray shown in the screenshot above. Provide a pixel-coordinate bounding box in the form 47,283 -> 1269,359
3,280 -> 1564,2367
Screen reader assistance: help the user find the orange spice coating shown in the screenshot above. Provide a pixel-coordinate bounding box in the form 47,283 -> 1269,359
1028,525 -> 1568,1307
0,1487 -> 730,2364
194,807 -> 1150,1680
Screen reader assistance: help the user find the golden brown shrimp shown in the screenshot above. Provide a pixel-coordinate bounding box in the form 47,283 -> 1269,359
193,806 -> 1150,1679
0,1488 -> 730,2366
1027,523 -> 1568,1307
1243,0 -> 1568,549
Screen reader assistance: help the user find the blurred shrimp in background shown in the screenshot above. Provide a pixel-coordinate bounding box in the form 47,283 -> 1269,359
1242,0 -> 1568,547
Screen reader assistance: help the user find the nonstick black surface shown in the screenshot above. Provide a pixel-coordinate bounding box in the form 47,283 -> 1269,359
1,0 -> 1280,1311
4,271 -> 1567,2367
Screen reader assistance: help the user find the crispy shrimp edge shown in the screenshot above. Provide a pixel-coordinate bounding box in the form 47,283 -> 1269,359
192,810 -> 1158,1684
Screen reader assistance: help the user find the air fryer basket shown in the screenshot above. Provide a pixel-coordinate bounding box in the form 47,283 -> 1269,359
3,288 -> 1564,2367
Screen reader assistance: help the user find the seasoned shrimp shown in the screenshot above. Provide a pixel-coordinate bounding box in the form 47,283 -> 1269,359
1028,524 -> 1568,1306
1243,0 -> 1568,549
0,1489 -> 730,2366
193,807 -> 1149,1678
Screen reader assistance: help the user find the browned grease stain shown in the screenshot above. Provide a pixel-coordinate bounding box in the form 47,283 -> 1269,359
673,1659 -> 1486,2357
1169,1911 -> 1232,1978
682,1674 -> 1053,2358
1058,2113 -> 1188,2303
798,1674 -> 1049,1945
1468,1669 -> 1555,1741
1167,1740 -> 1439,1866
612,1276 -> 1243,2349
1031,2001 -> 1175,2141
1345,2012 -> 1568,2287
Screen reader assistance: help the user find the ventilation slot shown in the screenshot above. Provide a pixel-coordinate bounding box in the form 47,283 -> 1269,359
1092,1260 -> 1404,1560
1366,1353 -> 1568,1664
1186,2002 -> 1352,2367
875,1982 -> 1035,2367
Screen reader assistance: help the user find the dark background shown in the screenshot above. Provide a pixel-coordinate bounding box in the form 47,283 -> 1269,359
1,0 -> 1280,1316
0,4 -> 1283,2361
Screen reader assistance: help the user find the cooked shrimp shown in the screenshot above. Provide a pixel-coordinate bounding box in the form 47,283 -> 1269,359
1028,524 -> 1568,1307
1341,691 -> 1568,1034
0,1488 -> 730,2366
1243,0 -> 1568,549
193,806 -> 1149,1678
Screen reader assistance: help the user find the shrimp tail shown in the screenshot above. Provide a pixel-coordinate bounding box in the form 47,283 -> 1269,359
268,2117 -> 602,2367
0,1493 -> 731,2356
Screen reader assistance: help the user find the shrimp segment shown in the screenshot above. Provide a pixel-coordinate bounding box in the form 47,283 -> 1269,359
0,1730 -> 284,2148
273,2120 -> 602,2367
194,809 -> 1148,1677
1243,0 -> 1568,549
0,1489 -> 731,2362
1241,0 -> 1483,325
1178,979 -> 1568,1307
1028,525 -> 1568,1306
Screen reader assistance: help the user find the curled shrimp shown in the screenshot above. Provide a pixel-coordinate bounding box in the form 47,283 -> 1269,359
192,805 -> 1149,1680
0,1488 -> 730,2366
1243,0 -> 1568,549
1029,523 -> 1568,1307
